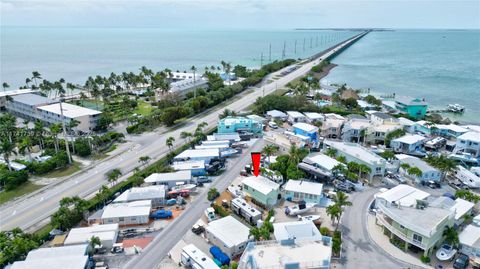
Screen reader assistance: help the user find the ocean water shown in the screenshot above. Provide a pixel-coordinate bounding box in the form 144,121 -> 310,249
322,30 -> 480,123
0,27 -> 355,87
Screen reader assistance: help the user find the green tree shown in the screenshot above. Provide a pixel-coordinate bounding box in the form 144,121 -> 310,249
336,155 -> 347,164
442,226 -> 459,246
330,191 -> 352,230
88,235 -> 102,254
380,150 -> 395,160
385,129 -> 406,146
138,156 -> 151,167
2,82 -> 10,92
325,148 -> 337,158
49,123 -> 62,153
400,163 -> 411,170
166,136 -> 175,152
18,137 -> 34,161
0,139 -> 16,171
262,144 -> 279,164
106,168 -> 122,185
326,204 -> 342,229
180,131 -> 192,144
95,185 -> 112,206
407,166 -> 423,178
208,187 -> 219,201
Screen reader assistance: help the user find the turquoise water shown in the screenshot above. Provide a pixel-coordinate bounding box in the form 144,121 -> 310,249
322,30 -> 480,123
0,27 -> 355,87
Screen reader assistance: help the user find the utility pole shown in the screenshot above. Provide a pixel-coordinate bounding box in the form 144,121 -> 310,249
59,97 -> 72,164
269,43 -> 272,63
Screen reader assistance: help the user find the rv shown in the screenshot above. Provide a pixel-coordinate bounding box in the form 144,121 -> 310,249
230,198 -> 262,225
205,207 -> 217,222
454,165 -> 480,189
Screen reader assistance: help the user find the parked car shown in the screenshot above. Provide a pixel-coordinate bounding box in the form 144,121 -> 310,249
196,176 -> 212,183
268,121 -> 278,129
453,253 -> 469,269
335,182 -> 353,193
191,224 -> 205,235
426,180 -> 441,189
111,243 -> 124,254
166,198 -> 177,206
150,209 -> 173,219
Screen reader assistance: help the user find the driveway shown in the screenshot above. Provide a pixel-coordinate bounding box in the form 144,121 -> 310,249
336,187 -> 414,269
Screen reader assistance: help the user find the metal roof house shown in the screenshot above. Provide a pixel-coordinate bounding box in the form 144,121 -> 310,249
286,111 -> 307,124
283,180 -> 323,204
396,154 -> 442,183
390,134 -> 427,155
459,216 -> 480,259
113,185 -> 166,206
395,96 -> 428,119
143,170 -> 193,189
10,244 -> 89,269
266,110 -> 288,121
101,200 -> 152,225
64,224 -> 119,248
205,216 -> 251,258
298,153 -> 343,179
174,149 -> 220,164
292,122 -> 319,142
171,160 -> 206,176
242,176 -> 280,208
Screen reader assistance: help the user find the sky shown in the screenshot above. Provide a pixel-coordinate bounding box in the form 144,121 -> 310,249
1,0 -> 479,29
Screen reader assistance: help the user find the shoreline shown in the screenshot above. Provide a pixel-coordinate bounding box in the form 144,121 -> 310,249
315,63 -> 338,80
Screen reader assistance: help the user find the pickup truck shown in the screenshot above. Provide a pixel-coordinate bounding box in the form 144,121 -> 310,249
150,209 -> 173,219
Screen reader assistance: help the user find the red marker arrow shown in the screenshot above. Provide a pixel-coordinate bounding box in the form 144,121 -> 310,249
251,152 -> 261,177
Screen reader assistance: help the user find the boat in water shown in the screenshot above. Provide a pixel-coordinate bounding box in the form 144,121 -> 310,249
447,104 -> 465,113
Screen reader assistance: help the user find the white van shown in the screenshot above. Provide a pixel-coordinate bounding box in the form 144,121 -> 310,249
268,121 -> 278,129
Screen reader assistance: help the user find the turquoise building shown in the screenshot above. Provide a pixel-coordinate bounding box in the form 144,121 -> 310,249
395,97 -> 428,119
217,116 -> 263,134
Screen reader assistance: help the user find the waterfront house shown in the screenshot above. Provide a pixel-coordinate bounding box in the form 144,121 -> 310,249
217,116 -> 263,134
286,111 -> 307,124
205,216 -> 251,258
283,180 -> 323,204
375,196 -> 455,256
454,132 -> 480,158
242,176 -> 280,208
369,112 -> 398,125
395,96 -> 428,119
396,154 -> 442,183
266,110 -> 288,121
324,140 -> 386,180
341,118 -> 371,143
298,153 -> 344,179
238,238 -> 332,269
292,122 -> 319,142
434,124 -> 469,138
390,134 -> 427,155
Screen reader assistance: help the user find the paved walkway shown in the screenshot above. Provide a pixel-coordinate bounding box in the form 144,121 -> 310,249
366,214 -> 432,269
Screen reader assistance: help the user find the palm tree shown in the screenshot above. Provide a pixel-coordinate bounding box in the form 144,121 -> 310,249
262,144 -> 279,163
336,155 -> 347,164
357,164 -> 371,179
49,123 -> 62,153
400,163 -> 410,170
166,136 -> 175,152
0,139 -> 16,171
106,168 -> 122,185
2,82 -> 10,93
331,191 -> 352,230
325,148 -> 337,158
138,156 -> 151,167
79,92 -> 87,106
326,204 -> 342,229
68,119 -> 80,155
25,78 -> 32,88
180,131 -> 192,144
66,83 -> 75,98
95,185 -> 112,206
442,226 -> 459,246
407,166 -> 423,179
31,71 -> 42,88
89,235 -> 102,253
190,65 -> 197,98
18,137 -> 34,161
249,227 -> 262,241
33,120 -> 46,150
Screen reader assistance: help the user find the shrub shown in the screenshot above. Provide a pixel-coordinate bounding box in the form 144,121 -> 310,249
212,204 -> 230,218
320,227 -> 331,236
420,255 -> 430,263
75,138 -> 92,157
0,170 -> 29,190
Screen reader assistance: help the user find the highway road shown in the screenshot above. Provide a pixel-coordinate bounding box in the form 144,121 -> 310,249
0,32 -> 366,232
124,138 -> 266,269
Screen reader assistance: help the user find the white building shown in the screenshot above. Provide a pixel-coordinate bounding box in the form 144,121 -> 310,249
455,132 -> 480,158
168,77 -> 208,97
238,238 -> 332,269
450,198 -> 474,226
101,200 -> 151,225
205,216 -> 251,258
171,160 -> 206,177
396,154 -> 442,183
37,102 -> 102,132
435,124 -> 469,138
64,224 -> 119,248
321,117 -> 344,139
0,88 -> 35,109
266,110 -> 288,121
398,117 -> 416,133
6,93 -> 57,120
341,118 -> 371,143
390,134 -> 427,154
273,220 -> 323,241
459,216 -> 480,258
298,153 -> 343,179
167,71 -> 200,81
113,185 -> 166,206
174,148 -> 220,164
303,112 -> 324,123
369,112 -> 398,125
367,123 -> 403,144
286,111 -> 307,124
181,244 -> 218,269
10,244 -> 89,269
324,140 -> 387,180
374,184 -> 430,208
144,170 -> 193,189
283,180 -> 323,204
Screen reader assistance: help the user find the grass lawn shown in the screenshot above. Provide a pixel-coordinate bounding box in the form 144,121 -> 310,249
42,161 -> 82,178
134,100 -> 153,116
0,181 -> 43,205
